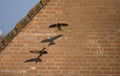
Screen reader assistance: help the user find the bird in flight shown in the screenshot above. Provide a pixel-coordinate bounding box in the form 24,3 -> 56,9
24,48 -> 47,63
41,34 -> 63,47
49,23 -> 69,30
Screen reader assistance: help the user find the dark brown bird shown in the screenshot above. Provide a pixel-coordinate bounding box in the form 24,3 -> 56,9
41,35 -> 63,46
30,48 -> 47,54
49,23 -> 69,30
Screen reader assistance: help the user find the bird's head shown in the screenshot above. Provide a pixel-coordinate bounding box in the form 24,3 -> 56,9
58,23 -> 61,25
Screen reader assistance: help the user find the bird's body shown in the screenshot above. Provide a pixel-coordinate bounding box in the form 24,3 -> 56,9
49,23 -> 69,30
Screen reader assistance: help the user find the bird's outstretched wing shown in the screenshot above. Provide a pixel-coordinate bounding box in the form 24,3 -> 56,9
41,48 -> 46,51
30,50 -> 47,54
30,50 -> 40,53
61,23 -> 69,27
41,39 -> 51,43
52,34 -> 63,40
30,48 -> 47,54
24,58 -> 41,63
49,24 -> 57,28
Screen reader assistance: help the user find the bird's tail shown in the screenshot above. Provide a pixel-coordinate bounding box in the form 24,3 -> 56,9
48,42 -> 56,47
55,29 -> 63,32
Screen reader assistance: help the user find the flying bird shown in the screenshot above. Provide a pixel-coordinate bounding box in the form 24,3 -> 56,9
24,48 -> 47,63
41,35 -> 63,46
49,23 -> 69,30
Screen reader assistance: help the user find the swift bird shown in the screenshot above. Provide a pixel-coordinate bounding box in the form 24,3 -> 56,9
24,48 -> 47,63
41,35 -> 63,47
49,23 -> 69,30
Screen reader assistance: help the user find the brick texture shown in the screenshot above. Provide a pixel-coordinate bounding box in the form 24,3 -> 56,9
0,0 -> 120,76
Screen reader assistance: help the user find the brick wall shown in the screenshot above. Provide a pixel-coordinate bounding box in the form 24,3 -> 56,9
0,0 -> 120,76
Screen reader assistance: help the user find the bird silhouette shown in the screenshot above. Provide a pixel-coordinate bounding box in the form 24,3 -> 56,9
49,23 -> 69,30
41,35 -> 63,47
24,48 -> 47,63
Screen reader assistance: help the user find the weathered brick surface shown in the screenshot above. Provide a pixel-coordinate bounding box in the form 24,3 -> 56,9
0,0 -> 120,76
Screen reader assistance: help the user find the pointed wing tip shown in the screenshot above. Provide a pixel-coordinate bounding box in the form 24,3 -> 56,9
30,51 -> 32,53
61,23 -> 69,26
30,50 -> 38,53
49,24 -> 57,28
57,34 -> 63,37
24,58 -> 41,63
41,39 -> 50,43
24,60 -> 34,63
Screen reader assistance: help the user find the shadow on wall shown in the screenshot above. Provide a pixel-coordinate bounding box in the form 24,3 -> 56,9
24,48 -> 47,63
24,34 -> 63,63
24,23 -> 68,63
